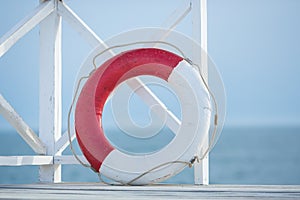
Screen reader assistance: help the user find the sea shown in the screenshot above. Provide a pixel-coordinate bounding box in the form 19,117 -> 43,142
0,125 -> 299,185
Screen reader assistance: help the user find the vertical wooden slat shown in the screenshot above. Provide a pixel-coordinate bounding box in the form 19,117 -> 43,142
192,0 -> 209,185
39,0 -> 62,183
199,0 -> 209,185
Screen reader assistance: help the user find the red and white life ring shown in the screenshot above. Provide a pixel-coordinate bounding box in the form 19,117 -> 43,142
75,48 -> 211,185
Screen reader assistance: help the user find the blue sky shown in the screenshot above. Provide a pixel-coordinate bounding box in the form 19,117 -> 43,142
0,0 -> 300,132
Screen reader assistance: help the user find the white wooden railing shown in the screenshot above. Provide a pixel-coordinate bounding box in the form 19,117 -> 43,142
0,0 -> 208,184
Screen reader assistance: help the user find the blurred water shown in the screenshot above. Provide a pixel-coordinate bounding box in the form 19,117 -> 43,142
0,126 -> 299,185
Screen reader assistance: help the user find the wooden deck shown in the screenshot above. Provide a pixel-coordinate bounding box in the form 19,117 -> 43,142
0,183 -> 300,199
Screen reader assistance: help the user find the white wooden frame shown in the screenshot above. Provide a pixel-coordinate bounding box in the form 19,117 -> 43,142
0,0 -> 208,184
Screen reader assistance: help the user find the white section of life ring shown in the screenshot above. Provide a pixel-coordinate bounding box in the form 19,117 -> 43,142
100,60 -> 211,185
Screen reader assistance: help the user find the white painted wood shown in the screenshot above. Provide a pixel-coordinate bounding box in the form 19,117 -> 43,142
0,1 -> 54,58
161,0 -> 192,29
57,1 -> 105,49
0,156 -> 52,166
200,0 -> 209,78
198,0 -> 210,185
54,155 -> 88,165
153,0 -> 192,42
2,183 -> 300,193
191,0 -> 209,185
0,184 -> 300,200
55,128 -> 75,154
0,94 -> 46,155
39,0 -> 62,183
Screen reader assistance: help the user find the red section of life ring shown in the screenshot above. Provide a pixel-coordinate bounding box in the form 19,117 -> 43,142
75,48 -> 183,172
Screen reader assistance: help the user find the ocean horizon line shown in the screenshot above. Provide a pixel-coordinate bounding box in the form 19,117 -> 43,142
0,122 -> 300,135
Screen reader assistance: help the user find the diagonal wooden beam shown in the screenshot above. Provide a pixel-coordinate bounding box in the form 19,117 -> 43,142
57,2 -> 106,49
55,127 -> 75,154
0,94 -> 46,155
155,0 -> 192,41
161,0 -> 192,29
0,1 -> 54,58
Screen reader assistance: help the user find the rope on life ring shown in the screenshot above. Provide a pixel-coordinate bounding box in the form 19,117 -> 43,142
74,47 -> 213,185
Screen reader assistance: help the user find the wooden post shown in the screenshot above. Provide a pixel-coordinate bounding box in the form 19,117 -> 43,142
39,0 -> 62,183
192,0 -> 209,185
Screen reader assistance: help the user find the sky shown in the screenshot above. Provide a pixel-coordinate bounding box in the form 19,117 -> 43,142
0,0 -> 300,132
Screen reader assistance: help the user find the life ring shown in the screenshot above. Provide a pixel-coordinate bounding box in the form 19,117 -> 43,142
75,48 -> 211,185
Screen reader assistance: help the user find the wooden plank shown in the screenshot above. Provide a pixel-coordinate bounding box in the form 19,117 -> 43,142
0,155 -> 87,166
54,155 -> 88,165
0,184 -> 299,200
0,94 -> 46,155
0,1 -> 54,58
198,0 -> 210,185
39,0 -> 62,183
0,156 -> 52,166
